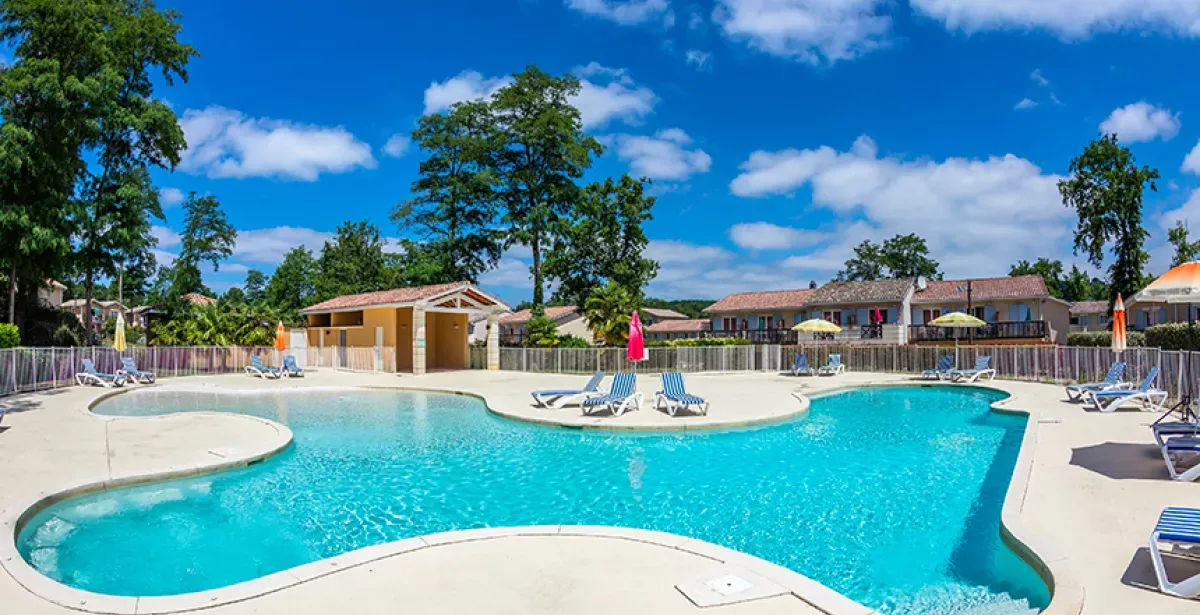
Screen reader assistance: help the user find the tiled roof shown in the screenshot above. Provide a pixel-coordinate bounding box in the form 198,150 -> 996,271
1070,300 -> 1109,315
642,308 -> 688,319
911,275 -> 1050,304
646,319 -> 711,333
300,282 -> 470,313
500,306 -> 579,324
805,279 -> 913,306
182,293 -> 217,306
704,289 -> 816,313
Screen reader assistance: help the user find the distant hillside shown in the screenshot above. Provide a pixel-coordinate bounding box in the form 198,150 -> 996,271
642,298 -> 715,319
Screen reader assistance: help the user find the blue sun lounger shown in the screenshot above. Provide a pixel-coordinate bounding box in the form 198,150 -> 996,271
120,357 -> 156,384
922,355 -> 954,380
245,355 -> 282,379
76,358 -> 126,388
792,354 -> 815,376
1087,367 -> 1165,412
1065,362 -> 1127,401
1159,436 -> 1200,482
1148,507 -> 1200,597
582,372 -> 642,417
532,371 -> 604,408
1153,419 -> 1200,447
948,356 -> 995,383
282,355 -> 305,378
655,372 -> 708,416
818,354 -> 844,376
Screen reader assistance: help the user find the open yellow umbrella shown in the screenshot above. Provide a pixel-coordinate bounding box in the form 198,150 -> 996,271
792,318 -> 842,333
929,311 -> 986,364
112,311 -> 127,353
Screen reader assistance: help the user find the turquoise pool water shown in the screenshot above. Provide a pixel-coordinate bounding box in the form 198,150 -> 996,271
18,386 -> 1050,614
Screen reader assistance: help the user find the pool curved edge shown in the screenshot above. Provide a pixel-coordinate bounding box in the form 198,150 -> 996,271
805,382 -> 1085,615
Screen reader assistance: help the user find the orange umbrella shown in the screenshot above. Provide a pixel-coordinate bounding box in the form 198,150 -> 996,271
274,321 -> 287,352
1111,295 -> 1127,353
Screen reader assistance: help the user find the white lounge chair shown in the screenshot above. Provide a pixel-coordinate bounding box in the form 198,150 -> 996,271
1065,362 -> 1127,401
655,372 -> 708,416
922,355 -> 954,380
1087,368 -> 1166,413
582,372 -> 642,417
1160,437 -> 1200,482
949,356 -> 995,383
281,355 -> 305,378
75,358 -> 126,388
792,353 -> 815,376
120,357 -> 156,384
1149,507 -> 1200,598
531,371 -> 604,408
245,356 -> 282,379
818,354 -> 845,376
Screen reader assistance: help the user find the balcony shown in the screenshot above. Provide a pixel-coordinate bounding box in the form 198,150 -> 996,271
908,320 -> 1048,343
703,324 -> 904,345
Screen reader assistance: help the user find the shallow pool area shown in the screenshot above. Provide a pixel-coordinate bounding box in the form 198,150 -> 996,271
17,386 -> 1050,614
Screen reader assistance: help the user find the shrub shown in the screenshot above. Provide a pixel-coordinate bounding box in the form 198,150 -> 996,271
644,337 -> 751,348
556,335 -> 591,348
0,323 -> 19,348
523,314 -> 560,347
1067,330 -> 1146,348
1144,323 -> 1200,351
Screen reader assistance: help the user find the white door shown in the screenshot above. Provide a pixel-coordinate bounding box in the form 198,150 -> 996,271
374,327 -> 384,371
290,330 -> 308,367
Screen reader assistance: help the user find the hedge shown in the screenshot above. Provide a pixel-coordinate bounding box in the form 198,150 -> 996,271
1144,323 -> 1200,351
646,337 -> 752,348
0,323 -> 18,348
1067,330 -> 1146,348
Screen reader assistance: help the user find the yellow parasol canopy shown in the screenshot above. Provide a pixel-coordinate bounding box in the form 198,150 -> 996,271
792,318 -> 842,333
929,312 -> 986,328
112,311 -> 127,352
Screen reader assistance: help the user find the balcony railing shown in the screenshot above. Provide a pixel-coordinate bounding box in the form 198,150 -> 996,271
908,320 -> 1048,343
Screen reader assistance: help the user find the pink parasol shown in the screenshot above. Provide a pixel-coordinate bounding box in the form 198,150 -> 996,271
627,311 -> 647,362
873,307 -> 883,324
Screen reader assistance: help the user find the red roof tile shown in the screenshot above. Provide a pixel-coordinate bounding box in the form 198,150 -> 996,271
646,319 -> 711,333
642,308 -> 688,319
1070,300 -> 1109,315
183,293 -> 216,306
500,306 -> 578,324
704,289 -> 816,313
300,282 -> 475,313
911,275 -> 1050,304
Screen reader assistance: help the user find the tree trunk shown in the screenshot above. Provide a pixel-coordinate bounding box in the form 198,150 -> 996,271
6,264 -> 15,324
84,273 -> 94,346
531,236 -> 543,309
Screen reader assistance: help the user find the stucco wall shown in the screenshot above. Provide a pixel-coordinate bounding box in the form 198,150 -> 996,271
556,314 -> 592,341
1041,300 -> 1070,344
427,312 -> 468,369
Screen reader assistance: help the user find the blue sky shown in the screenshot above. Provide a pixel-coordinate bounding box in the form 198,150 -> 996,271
145,0 -> 1200,305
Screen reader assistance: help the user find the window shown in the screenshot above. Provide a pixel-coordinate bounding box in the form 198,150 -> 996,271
922,309 -> 940,324
823,310 -> 841,325
971,306 -> 985,320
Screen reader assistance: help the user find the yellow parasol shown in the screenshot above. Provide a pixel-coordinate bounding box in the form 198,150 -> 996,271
113,311 -> 127,352
928,312 -> 986,328
792,318 -> 842,333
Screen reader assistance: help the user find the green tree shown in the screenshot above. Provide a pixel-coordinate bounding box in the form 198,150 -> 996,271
244,269 -> 267,304
315,221 -> 388,302
492,66 -> 604,308
583,281 -> 638,346
265,247 -> 316,317
1059,134 -> 1158,303
545,175 -> 659,306
221,286 -> 246,305
1010,258 -> 1065,299
1059,265 -> 1109,303
394,100 -> 502,283
837,234 -> 941,281
172,193 -> 236,299
1168,221 -> 1200,267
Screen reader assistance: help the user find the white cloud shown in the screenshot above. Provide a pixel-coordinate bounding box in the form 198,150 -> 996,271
160,187 -> 185,207
610,128 -> 712,180
685,49 -> 712,69
151,225 -> 180,248
689,7 -> 707,31
423,71 -> 513,115
383,134 -> 411,158
478,257 -> 533,287
646,239 -> 732,264
1099,102 -> 1181,143
728,135 -> 1074,278
151,249 -> 177,267
220,263 -> 250,274
1014,98 -> 1038,110
565,0 -> 674,26
1030,68 -> 1050,86
1182,140 -> 1200,175
728,222 -> 826,250
910,0 -> 1200,38
713,0 -> 891,64
234,226 -> 333,265
1158,189 -> 1200,230
178,106 -> 376,181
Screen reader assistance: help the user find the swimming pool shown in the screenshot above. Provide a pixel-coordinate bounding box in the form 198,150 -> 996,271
17,386 -> 1050,614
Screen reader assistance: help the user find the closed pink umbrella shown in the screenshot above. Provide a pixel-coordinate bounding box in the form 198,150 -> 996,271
873,307 -> 883,324
627,311 -> 647,362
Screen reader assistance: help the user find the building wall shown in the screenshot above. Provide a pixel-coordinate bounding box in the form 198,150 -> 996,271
709,310 -> 808,331
1042,300 -> 1070,344
556,314 -> 592,340
427,311 -> 468,369
396,307 -> 413,372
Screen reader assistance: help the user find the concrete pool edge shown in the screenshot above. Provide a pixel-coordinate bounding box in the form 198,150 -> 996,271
805,382 -> 1085,615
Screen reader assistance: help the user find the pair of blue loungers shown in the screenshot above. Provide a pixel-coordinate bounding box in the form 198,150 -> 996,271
245,355 -> 304,378
791,354 -> 845,376
531,371 -> 707,417
921,355 -> 997,382
1065,363 -> 1169,413
75,357 -> 157,388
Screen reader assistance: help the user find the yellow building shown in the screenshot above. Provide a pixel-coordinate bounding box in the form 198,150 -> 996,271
300,282 -> 509,374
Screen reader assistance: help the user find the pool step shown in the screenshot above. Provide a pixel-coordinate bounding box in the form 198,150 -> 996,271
958,597 -> 1039,615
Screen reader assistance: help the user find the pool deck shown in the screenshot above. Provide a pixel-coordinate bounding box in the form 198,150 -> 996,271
0,369 -> 1197,614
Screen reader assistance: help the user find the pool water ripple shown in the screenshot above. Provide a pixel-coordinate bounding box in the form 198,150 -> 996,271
17,386 -> 1050,614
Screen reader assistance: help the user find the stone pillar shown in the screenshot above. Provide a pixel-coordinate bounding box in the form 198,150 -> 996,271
486,312 -> 500,371
412,306 -> 427,376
